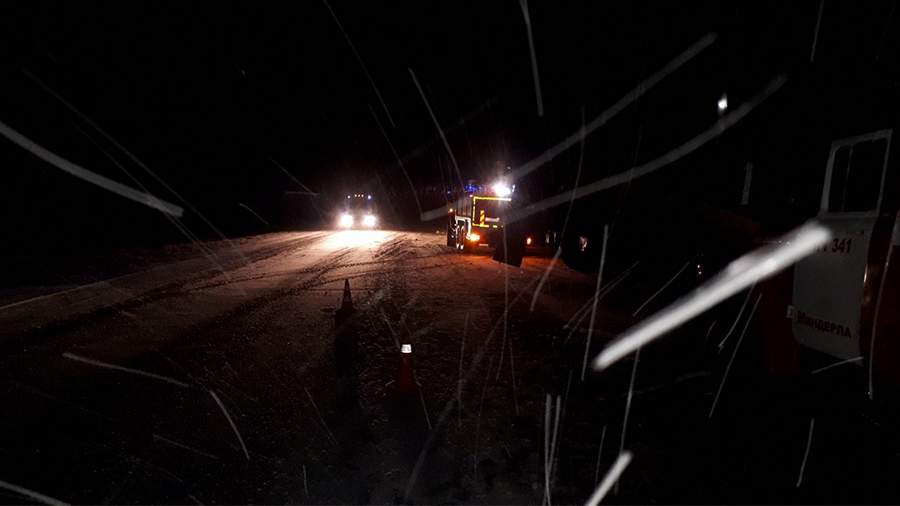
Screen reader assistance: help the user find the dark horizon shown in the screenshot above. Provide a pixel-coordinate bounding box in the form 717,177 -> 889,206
2,1 -> 897,253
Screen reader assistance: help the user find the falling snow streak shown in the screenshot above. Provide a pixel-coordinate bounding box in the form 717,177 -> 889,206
270,157 -> 324,215
209,390 -> 250,461
615,371 -> 709,399
708,293 -> 762,418
496,235 -> 510,382
868,241 -> 894,400
811,356 -> 863,375
508,327 -> 520,416
500,232 -> 514,389
560,370 -> 574,452
616,348 -> 639,494
796,418 -> 815,487
810,0 -> 825,62
703,319 -> 718,348
531,109 -> 587,312
543,394 -> 562,506
152,434 -> 220,460
369,105 -> 423,215
549,395 -> 561,501
563,294 -> 603,344
0,271 -> 134,313
321,0 -> 396,127
507,33 -> 716,183
237,203 -> 270,227
380,309 -> 403,351
71,123 -> 234,281
608,126 -> 643,235
390,98 -> 496,172
458,312 -> 468,428
585,451 -> 633,506
282,190 -> 319,196
594,221 -> 828,371
544,395 -> 551,505
632,261 -> 690,317
404,273 -> 543,497
269,158 -> 318,195
63,352 -> 189,388
565,296 -> 598,332
551,370 -> 574,489
0,479 -> 69,506
582,225 -> 609,381
25,71 -> 244,262
564,298 -> 594,332
418,384 -> 433,431
506,75 -> 788,225
563,107 -> 588,239
717,284 -> 756,351
303,464 -> 309,497
531,247 -> 563,312
741,161 -> 753,205
409,68 -> 465,192
594,425 -> 607,486
564,261 -> 640,332
304,387 -> 339,447
519,0 -> 544,116
0,119 -> 183,216
473,355 -> 495,478
8,379 -> 118,423
376,156 -> 405,224
417,34 -> 717,222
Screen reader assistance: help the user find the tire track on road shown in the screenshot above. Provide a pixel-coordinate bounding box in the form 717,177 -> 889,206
0,232 -> 330,351
189,250 -> 453,291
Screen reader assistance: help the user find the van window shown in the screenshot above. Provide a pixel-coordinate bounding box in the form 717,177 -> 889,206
828,139 -> 888,212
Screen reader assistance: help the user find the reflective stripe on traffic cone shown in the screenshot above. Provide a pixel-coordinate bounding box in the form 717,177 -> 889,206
395,343 -> 417,394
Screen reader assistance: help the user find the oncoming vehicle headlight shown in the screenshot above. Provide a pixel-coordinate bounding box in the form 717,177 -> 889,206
466,232 -> 480,243
363,214 -> 377,227
339,213 -> 354,228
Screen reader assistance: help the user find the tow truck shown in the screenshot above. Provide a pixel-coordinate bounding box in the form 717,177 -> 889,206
758,128 -> 900,389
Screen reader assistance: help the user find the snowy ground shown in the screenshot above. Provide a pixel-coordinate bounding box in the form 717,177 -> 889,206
1,230 -> 899,504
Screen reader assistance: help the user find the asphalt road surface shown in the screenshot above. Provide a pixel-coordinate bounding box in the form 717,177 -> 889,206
2,230 -> 900,504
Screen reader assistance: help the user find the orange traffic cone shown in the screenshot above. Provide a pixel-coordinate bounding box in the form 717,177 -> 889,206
395,343 -> 417,394
341,279 -> 354,310
335,279 -> 355,326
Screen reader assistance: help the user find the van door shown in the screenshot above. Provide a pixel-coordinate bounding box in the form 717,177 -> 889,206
791,130 -> 892,360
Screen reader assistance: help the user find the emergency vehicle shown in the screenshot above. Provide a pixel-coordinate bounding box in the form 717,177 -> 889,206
445,180 -> 514,252
758,128 -> 900,388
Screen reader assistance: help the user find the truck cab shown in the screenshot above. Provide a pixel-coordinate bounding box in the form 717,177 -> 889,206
337,193 -> 379,229
446,181 -> 513,252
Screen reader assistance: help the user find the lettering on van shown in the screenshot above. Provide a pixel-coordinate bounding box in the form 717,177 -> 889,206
820,237 -> 852,254
796,310 -> 852,339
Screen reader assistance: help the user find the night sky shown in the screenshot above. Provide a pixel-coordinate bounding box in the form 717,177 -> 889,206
2,1 -> 898,257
